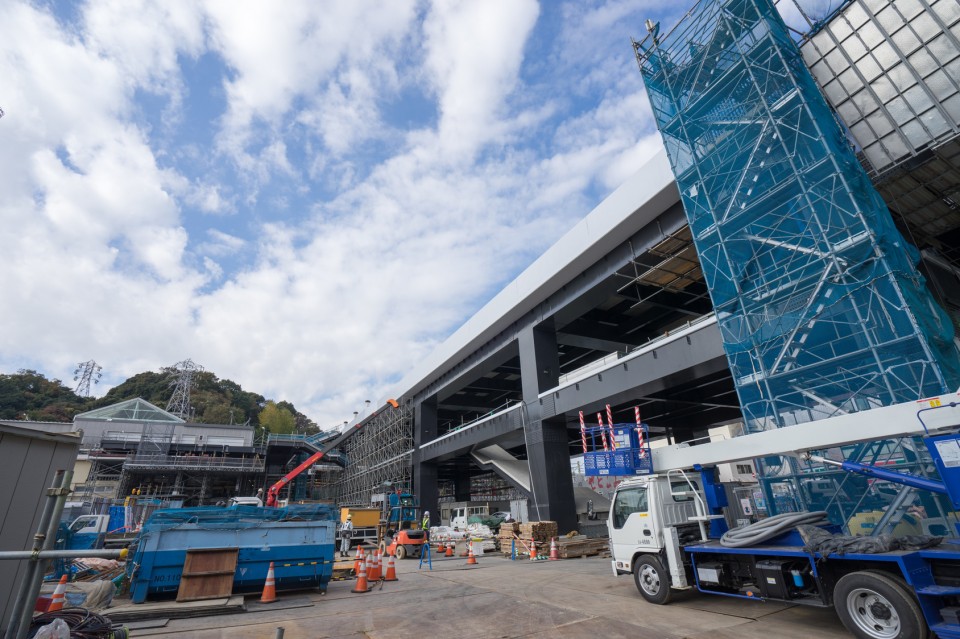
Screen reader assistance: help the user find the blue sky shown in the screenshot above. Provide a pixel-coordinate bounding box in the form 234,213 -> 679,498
5,1 -> 847,427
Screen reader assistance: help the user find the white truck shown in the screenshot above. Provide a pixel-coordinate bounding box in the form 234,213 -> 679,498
608,392 -> 960,639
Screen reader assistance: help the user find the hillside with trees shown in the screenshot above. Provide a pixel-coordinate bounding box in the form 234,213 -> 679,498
0,368 -> 318,436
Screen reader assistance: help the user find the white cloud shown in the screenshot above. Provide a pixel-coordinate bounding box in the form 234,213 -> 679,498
423,0 -> 540,159
0,0 -> 663,427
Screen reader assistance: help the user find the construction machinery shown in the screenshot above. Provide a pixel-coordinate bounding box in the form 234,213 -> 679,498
383,491 -> 426,559
264,400 -> 399,507
607,392 -> 960,639
337,506 -> 381,549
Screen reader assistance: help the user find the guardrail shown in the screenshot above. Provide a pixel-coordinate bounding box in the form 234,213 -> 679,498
124,455 -> 265,472
421,403 -> 523,450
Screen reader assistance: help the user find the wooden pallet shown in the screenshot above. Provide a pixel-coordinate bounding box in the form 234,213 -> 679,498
556,537 -> 609,559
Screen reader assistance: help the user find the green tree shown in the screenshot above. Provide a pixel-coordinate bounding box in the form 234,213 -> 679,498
0,370 -> 86,420
259,401 -> 296,434
200,403 -> 234,425
277,400 -> 319,434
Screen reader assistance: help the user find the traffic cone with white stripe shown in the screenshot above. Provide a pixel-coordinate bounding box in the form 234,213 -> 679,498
549,537 -> 560,560
445,542 -> 454,557
260,562 -> 277,603
48,575 -> 68,611
384,551 -> 398,582
369,549 -> 380,581
353,547 -> 364,576
351,556 -> 370,593
466,541 -> 478,565
529,540 -> 537,561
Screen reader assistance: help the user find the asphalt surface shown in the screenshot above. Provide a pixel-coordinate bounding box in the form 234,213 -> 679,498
125,552 -> 852,638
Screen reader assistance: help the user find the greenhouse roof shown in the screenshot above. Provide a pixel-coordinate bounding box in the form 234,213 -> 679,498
75,398 -> 184,423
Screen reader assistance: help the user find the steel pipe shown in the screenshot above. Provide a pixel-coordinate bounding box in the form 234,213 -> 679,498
4,471 -> 64,639
15,470 -> 73,639
0,548 -> 127,561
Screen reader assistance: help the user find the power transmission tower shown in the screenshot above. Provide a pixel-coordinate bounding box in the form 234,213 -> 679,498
73,360 -> 102,396
165,359 -> 203,419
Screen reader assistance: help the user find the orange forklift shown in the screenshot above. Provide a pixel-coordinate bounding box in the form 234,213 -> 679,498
382,492 -> 427,559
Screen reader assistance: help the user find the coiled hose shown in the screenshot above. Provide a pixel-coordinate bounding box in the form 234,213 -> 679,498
29,607 -> 128,639
720,511 -> 830,548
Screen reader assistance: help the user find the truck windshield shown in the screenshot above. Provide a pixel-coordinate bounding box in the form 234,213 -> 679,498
612,486 -> 648,529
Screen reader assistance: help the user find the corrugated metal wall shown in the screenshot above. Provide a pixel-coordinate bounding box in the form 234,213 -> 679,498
0,423 -> 79,634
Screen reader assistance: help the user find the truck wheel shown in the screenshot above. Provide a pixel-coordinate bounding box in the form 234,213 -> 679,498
396,544 -> 407,560
832,571 -> 927,639
633,555 -> 672,605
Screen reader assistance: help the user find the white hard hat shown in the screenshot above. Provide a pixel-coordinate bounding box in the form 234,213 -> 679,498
347,514 -> 352,519
424,511 -> 429,516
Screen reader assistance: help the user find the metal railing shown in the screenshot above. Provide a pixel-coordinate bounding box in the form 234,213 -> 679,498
125,454 -> 265,472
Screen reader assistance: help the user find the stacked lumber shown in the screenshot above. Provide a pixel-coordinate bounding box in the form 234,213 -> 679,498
555,535 -> 609,558
497,522 -> 520,546
518,521 -> 558,545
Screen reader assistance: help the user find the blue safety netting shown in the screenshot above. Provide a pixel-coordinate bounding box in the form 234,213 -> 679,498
636,0 -> 960,434
634,0 -> 960,529
142,504 -> 336,531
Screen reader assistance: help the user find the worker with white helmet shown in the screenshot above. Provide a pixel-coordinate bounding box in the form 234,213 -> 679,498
340,514 -> 353,557
421,510 -> 431,541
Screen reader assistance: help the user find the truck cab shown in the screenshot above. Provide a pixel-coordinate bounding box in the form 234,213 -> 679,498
64,514 -> 110,550
609,472 -> 710,594
450,504 -> 489,530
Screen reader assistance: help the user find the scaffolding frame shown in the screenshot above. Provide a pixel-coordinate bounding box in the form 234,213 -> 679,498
635,0 -> 960,434
334,403 -> 413,506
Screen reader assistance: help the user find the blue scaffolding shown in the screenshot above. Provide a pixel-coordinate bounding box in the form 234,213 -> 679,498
636,0 -> 959,431
634,0 -> 960,524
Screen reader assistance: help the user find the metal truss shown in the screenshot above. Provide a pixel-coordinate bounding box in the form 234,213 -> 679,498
635,0 -> 960,434
334,403 -> 413,506
165,359 -> 203,419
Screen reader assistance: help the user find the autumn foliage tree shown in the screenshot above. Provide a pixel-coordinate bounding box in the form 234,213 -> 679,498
259,401 -> 296,434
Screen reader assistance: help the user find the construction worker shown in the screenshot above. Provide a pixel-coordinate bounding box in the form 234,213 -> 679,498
340,514 -> 353,557
421,510 -> 430,541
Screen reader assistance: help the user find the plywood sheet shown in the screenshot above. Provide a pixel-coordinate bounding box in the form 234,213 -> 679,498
176,547 -> 238,602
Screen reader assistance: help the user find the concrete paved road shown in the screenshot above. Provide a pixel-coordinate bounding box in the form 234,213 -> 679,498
127,553 -> 852,638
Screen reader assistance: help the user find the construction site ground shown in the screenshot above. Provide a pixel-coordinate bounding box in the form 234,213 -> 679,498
124,553 -> 851,638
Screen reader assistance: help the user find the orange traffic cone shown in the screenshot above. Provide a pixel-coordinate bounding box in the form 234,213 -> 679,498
48,575 -> 68,612
436,540 -> 445,553
529,540 -> 537,561
369,550 -> 381,581
466,541 -> 478,565
260,562 -> 277,603
549,537 -> 559,561
353,547 -> 365,576
445,542 -> 454,557
384,551 -> 398,582
351,556 -> 370,593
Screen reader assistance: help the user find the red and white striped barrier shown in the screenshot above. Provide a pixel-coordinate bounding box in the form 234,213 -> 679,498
635,405 -> 646,458
606,404 -> 617,450
579,411 -> 588,453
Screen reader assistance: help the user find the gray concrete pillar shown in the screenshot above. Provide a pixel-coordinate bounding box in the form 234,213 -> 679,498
414,397 -> 440,526
454,470 -> 471,502
518,320 -> 577,531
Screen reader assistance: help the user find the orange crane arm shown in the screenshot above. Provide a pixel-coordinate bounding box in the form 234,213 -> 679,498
264,399 -> 400,507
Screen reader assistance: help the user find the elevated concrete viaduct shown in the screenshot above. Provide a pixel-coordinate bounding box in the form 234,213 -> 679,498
334,0 -> 960,537
397,151 -> 740,531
